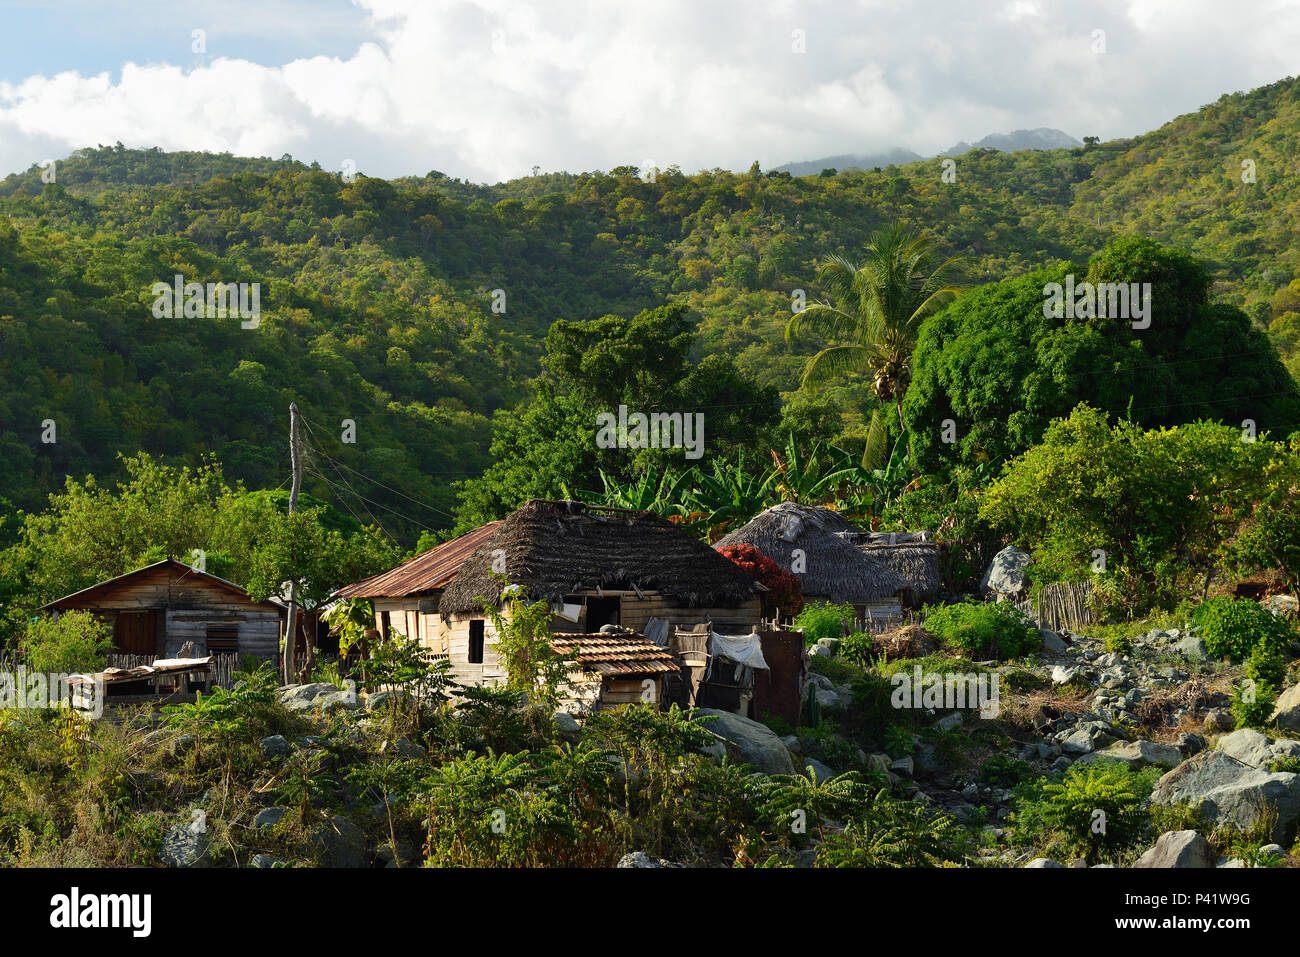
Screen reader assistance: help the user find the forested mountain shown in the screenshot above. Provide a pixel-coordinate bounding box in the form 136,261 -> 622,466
2,76 -> 1299,546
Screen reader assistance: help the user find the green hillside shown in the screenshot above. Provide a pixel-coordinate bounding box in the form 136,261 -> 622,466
2,75 -> 1299,543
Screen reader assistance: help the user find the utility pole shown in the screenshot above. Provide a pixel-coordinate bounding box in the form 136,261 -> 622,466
284,402 -> 301,684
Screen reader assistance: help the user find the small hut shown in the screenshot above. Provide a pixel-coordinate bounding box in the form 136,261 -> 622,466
41,559 -> 282,660
840,531 -> 942,608
343,500 -> 764,690
714,503 -> 906,621
549,632 -> 681,712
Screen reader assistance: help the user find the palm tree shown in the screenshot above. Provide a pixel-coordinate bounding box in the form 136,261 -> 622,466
786,222 -> 960,469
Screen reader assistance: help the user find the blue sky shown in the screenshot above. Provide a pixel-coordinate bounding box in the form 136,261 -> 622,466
0,0 -> 371,83
1,0 -> 1299,183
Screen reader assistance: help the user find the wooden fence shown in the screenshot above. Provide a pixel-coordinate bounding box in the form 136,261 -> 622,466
1015,581 -> 1095,631
106,652 -> 246,690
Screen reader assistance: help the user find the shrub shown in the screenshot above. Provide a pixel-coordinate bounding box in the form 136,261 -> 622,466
977,754 -> 1033,788
839,632 -> 874,667
793,602 -> 856,645
19,611 -> 115,675
1194,597 -> 1297,663
717,544 -> 803,618
922,601 -> 1041,660
1231,677 -> 1277,731
815,789 -> 965,867
1012,763 -> 1157,863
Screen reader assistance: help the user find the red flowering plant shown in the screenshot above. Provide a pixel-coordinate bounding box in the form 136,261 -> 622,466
717,543 -> 804,619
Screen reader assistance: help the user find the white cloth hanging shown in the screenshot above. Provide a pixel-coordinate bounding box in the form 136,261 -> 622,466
708,632 -> 769,672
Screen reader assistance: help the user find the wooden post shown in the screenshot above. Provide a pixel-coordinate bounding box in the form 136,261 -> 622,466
283,402 -> 302,685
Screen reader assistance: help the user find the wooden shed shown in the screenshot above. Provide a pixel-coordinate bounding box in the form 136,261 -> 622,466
41,559 -> 283,660
549,632 -> 681,712
434,500 -> 764,689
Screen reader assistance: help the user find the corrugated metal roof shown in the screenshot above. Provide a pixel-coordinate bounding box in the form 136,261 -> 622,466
335,521 -> 502,599
551,633 -> 681,676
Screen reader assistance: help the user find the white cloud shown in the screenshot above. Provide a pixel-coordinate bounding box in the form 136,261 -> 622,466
1,0 -> 1299,183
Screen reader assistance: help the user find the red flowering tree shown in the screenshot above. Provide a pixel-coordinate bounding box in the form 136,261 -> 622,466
717,543 -> 804,619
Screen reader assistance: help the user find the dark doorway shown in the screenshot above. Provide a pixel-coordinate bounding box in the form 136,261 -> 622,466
115,610 -> 158,655
585,596 -> 621,631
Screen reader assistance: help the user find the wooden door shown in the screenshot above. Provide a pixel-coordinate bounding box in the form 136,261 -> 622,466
115,611 -> 158,656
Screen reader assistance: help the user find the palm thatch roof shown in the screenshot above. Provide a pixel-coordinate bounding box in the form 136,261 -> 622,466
714,502 -> 905,603
849,538 -> 941,599
439,500 -> 760,618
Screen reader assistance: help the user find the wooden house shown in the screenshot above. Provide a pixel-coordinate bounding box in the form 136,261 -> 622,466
41,559 -> 282,660
340,499 -> 764,691
715,503 -> 907,621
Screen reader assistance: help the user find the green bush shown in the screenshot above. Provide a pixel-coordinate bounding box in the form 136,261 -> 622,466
977,754 -> 1033,788
19,611 -> 115,674
839,631 -> 875,667
922,601 -> 1041,660
1194,597 -> 1297,663
1011,763 -> 1158,864
793,602 -> 856,645
1230,678 -> 1277,731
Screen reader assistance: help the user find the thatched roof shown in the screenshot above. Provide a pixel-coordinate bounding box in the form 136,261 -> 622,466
852,540 -> 941,598
714,503 -> 906,603
439,500 -> 760,618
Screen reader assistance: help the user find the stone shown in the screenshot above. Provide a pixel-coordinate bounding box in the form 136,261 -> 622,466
617,851 -> 680,868
376,840 -> 418,868
552,712 -> 581,736
981,546 -> 1032,598
1024,858 -> 1065,868
1204,710 -> 1234,733
1216,728 -> 1300,769
1075,739 -> 1182,770
934,712 -> 963,733
250,854 -> 284,868
1176,733 -> 1207,756
1061,728 -> 1100,755
866,752 -> 892,774
890,756 -> 914,777
1151,750 -> 1300,843
1175,634 -> 1209,660
1050,755 -> 1073,773
1271,683 -> 1300,732
261,734 -> 292,758
808,644 -> 831,658
816,637 -> 841,656
1040,628 -> 1069,654
381,738 -> 427,759
814,686 -> 841,708
318,689 -> 361,713
1134,830 -> 1214,868
253,806 -> 289,831
1051,666 -> 1079,686
307,815 -> 368,868
160,818 -> 211,867
279,683 -> 344,712
695,708 -> 796,775
780,734 -> 802,755
804,758 -> 836,783
363,689 -> 409,711
1260,843 -> 1286,858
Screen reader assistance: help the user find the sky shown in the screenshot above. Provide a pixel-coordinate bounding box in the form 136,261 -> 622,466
0,0 -> 1298,184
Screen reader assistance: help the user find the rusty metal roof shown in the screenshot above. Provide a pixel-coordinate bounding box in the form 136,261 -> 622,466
335,521 -> 502,599
550,633 -> 681,676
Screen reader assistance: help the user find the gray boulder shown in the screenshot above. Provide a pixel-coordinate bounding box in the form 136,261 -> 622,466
1150,750 -> 1300,843
250,854 -> 285,868
261,734 -> 292,758
1271,683 -> 1300,732
307,815 -> 368,868
1040,628 -> 1069,654
1216,728 -> 1300,769
160,818 -> 211,867
552,712 -> 581,736
804,758 -> 836,783
816,637 -> 841,656
981,546 -> 1031,598
617,851 -> 681,868
695,708 -> 796,775
1076,739 -> 1182,770
934,712 -> 963,733
1024,858 -> 1065,868
1175,634 -> 1209,660
279,683 -> 343,713
1134,830 -> 1214,868
253,806 -> 289,831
